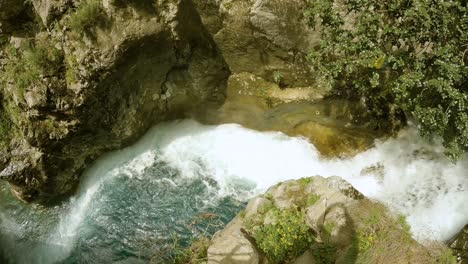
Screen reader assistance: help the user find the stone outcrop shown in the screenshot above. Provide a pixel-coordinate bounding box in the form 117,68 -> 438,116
0,0 -> 229,203
193,0 -> 318,88
206,176 -> 452,264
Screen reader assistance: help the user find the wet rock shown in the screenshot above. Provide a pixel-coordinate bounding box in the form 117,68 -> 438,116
450,225 -> 468,263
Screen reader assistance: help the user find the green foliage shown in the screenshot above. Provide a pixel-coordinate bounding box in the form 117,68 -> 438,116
170,236 -> 210,264
437,248 -> 458,264
246,208 -> 314,264
311,243 -> 337,264
0,35 -> 8,47
69,0 -> 104,34
305,0 -> 468,160
397,215 -> 411,233
323,222 -> 336,236
307,194 -> 321,206
2,40 -> 63,99
0,104 -> 12,146
298,177 -> 313,187
273,70 -> 284,86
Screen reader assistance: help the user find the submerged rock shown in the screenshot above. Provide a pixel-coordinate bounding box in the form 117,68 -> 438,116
0,0 -> 229,203
206,176 -> 455,264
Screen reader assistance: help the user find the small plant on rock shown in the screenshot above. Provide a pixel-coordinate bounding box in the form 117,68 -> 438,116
246,207 -> 314,264
69,0 -> 104,34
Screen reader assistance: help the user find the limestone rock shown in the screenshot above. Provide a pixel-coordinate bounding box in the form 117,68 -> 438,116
244,196 -> 272,219
293,250 -> 316,264
207,217 -> 260,264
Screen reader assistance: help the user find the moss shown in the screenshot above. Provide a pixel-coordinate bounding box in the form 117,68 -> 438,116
68,0 -> 104,34
264,192 -> 273,200
298,177 -> 313,187
0,104 -> 13,147
238,209 -> 246,219
311,243 -> 337,264
323,222 -> 336,237
436,248 -> 458,264
258,201 -> 274,215
171,236 -> 210,264
65,53 -> 79,85
2,40 -> 64,100
306,194 -> 321,206
397,215 -> 411,234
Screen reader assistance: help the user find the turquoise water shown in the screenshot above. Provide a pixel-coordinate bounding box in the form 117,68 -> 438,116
0,129 -> 247,263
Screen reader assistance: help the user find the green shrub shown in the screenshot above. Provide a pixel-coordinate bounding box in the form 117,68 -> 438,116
69,0 -> 104,34
437,248 -> 458,264
2,41 -> 63,99
306,194 -> 321,206
305,0 -> 467,160
171,236 -> 210,264
0,105 -> 12,145
247,208 -> 314,264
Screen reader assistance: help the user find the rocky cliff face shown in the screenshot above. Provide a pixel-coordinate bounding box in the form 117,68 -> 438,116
0,0 -> 229,203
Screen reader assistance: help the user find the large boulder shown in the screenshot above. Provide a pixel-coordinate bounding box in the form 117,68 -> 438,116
193,0 -> 317,88
0,0 -> 229,203
206,176 -> 454,263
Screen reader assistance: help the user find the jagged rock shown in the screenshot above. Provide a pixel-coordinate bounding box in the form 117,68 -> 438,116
0,0 -> 229,203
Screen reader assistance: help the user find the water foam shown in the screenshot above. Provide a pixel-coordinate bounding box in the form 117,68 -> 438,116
51,119 -> 467,256
148,120 -> 468,241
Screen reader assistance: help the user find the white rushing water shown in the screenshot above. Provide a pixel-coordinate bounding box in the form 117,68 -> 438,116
52,119 -> 467,256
